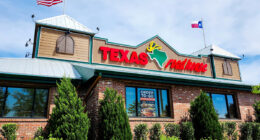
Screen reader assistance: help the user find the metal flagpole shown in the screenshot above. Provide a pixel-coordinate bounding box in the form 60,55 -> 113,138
201,18 -> 207,48
63,0 -> 66,15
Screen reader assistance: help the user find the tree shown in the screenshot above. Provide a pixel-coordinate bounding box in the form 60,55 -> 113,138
47,78 -> 90,139
189,90 -> 223,140
252,84 -> 260,122
253,101 -> 260,123
99,88 -> 132,140
252,84 -> 260,94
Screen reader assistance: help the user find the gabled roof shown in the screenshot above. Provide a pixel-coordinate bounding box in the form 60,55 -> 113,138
192,45 -> 240,59
0,58 -> 81,80
36,15 -> 95,35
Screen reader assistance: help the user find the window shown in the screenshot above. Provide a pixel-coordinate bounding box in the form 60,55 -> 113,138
56,34 -> 74,54
125,87 -> 170,118
207,93 -> 238,119
0,87 -> 49,118
223,60 -> 232,75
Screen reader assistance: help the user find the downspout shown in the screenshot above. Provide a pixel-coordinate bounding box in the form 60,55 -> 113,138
210,55 -> 216,78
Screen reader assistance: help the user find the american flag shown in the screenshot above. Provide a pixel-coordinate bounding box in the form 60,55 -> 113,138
37,0 -> 63,7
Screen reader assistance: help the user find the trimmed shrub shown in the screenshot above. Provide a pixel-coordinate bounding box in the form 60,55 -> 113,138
180,122 -> 194,140
34,127 -> 44,138
164,123 -> 180,138
47,78 -> 90,139
34,136 -> 44,140
149,123 -> 161,140
222,122 -> 237,140
189,90 -> 223,140
134,124 -> 148,140
252,123 -> 260,140
1,123 -> 18,140
98,88 -> 132,140
253,101 -> 260,123
240,122 -> 253,140
160,134 -> 179,140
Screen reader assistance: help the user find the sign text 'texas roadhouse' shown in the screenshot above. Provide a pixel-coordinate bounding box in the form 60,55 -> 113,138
99,42 -> 208,73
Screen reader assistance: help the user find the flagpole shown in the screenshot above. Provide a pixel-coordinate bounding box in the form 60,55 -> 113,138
201,18 -> 207,48
63,0 -> 66,15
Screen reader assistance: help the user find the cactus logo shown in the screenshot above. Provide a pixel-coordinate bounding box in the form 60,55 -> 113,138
146,41 -> 168,68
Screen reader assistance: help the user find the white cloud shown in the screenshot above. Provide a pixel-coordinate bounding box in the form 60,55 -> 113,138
240,58 -> 260,85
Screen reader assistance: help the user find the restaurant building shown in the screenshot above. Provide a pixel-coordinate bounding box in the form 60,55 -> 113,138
0,15 -> 259,139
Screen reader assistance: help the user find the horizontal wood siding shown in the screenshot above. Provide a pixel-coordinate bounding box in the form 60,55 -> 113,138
214,57 -> 241,80
38,28 -> 89,62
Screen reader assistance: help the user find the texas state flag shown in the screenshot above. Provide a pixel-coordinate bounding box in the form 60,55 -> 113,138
191,21 -> 203,28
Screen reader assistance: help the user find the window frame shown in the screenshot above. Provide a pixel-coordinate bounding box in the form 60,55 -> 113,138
207,92 -> 239,119
125,86 -> 171,118
0,86 -> 49,119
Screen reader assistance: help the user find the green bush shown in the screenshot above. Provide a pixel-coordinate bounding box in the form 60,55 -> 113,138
149,123 -> 161,140
34,127 -> 44,138
47,78 -> 90,139
164,123 -> 180,138
240,123 -> 253,140
252,123 -> 260,140
98,88 -> 132,140
160,134 -> 179,140
180,122 -> 194,140
34,136 -> 44,140
253,101 -> 260,123
134,124 -> 148,140
189,90 -> 223,140
1,123 -> 18,140
221,122 -> 237,140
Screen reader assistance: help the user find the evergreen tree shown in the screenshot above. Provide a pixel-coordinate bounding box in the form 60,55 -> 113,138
253,101 -> 260,123
99,88 -> 132,140
189,90 -> 223,140
47,78 -> 90,140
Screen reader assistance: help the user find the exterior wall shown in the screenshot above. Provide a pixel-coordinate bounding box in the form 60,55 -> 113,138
85,77 -> 260,137
92,37 -> 213,77
0,81 -> 57,140
37,28 -> 90,62
1,77 -> 258,139
214,57 -> 241,80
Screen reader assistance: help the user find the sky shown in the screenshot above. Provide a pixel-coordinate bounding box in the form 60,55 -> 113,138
0,0 -> 260,85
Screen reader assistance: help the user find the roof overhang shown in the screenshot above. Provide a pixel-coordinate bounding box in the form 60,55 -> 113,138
72,63 -> 252,91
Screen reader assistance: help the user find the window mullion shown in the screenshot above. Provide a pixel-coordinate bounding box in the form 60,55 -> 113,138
31,89 -> 36,118
157,89 -> 160,117
1,87 -> 8,117
135,88 -> 138,117
225,94 -> 230,118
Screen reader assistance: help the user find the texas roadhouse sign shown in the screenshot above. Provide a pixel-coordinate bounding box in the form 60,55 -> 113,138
99,41 -> 208,73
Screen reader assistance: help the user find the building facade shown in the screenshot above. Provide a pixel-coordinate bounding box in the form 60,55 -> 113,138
0,15 -> 259,139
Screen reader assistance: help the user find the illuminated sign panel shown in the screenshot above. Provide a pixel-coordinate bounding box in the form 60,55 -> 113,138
99,41 -> 208,73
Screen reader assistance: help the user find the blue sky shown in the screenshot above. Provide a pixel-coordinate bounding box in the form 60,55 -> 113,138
0,0 -> 260,85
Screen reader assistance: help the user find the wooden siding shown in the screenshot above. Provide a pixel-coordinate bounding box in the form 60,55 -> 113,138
38,28 -> 90,62
214,57 -> 241,80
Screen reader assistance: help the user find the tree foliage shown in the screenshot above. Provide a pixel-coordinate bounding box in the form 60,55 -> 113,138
98,88 -> 132,140
189,90 -> 223,140
252,84 -> 260,94
253,101 -> 260,123
47,78 -> 90,140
